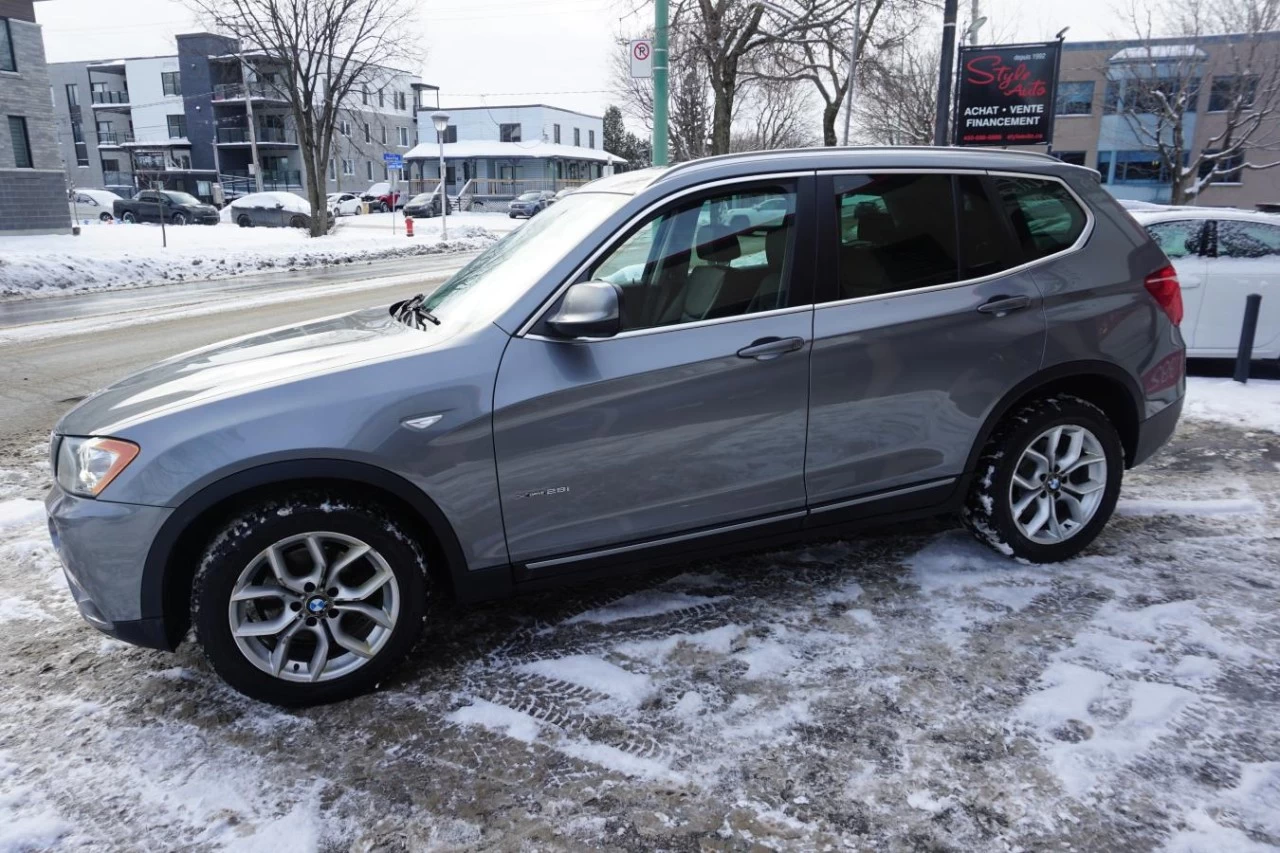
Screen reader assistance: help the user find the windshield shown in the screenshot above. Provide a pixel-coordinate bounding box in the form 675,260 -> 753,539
421,192 -> 630,325
516,192 -> 540,201
165,191 -> 202,206
409,193 -> 432,204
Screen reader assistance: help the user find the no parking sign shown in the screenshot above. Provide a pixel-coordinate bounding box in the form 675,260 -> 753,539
629,39 -> 653,78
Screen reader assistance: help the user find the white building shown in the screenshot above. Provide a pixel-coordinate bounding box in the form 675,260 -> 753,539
404,104 -> 624,202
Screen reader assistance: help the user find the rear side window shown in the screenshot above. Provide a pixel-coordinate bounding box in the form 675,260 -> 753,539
1216,220 -> 1280,258
994,176 -> 1088,261
833,173 -> 959,299
1146,220 -> 1204,259
956,175 -> 1022,279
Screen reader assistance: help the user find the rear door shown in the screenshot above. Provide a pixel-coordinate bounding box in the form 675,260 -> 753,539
1195,218 -> 1280,357
804,170 -> 1055,511
493,176 -> 816,568
1143,219 -> 1210,348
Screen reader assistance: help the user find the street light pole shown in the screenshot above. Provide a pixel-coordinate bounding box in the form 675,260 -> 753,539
432,112 -> 450,240
933,0 -> 960,146
653,0 -> 669,165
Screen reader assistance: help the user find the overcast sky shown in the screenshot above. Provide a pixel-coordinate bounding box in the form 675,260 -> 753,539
36,0 -> 1125,122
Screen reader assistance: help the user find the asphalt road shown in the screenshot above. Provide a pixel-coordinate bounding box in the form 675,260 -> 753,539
0,255 -> 466,443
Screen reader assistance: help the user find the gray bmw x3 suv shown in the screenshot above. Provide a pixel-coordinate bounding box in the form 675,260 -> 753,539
46,147 -> 1185,705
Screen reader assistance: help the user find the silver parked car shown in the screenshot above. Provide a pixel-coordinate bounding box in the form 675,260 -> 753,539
46,147 -> 1185,705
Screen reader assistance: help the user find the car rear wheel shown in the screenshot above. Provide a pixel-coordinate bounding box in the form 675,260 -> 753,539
171,213 -> 187,226
122,211 -> 136,224
237,214 -> 253,228
962,395 -> 1123,563
99,212 -> 113,222
380,202 -> 391,213
192,493 -> 431,706
289,215 -> 307,229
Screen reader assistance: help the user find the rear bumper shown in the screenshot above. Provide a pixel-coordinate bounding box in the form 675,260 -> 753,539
45,485 -> 175,650
1132,394 -> 1184,468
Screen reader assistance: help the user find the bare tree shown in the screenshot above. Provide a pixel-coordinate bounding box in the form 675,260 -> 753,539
188,0 -> 415,235
1107,0 -> 1280,204
854,31 -> 938,145
612,28 -> 713,161
728,78 -> 817,150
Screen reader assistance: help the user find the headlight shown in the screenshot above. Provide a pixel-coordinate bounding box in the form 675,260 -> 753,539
56,437 -> 140,498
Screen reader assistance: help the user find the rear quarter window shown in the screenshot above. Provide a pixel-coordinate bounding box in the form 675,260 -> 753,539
994,176 -> 1088,261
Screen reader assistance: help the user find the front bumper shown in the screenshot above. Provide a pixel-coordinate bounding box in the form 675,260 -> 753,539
45,485 -> 174,650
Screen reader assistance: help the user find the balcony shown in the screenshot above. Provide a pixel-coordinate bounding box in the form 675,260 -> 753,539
213,82 -> 289,103
91,91 -> 130,107
222,169 -> 304,192
216,126 -> 297,145
102,171 -> 134,189
97,131 -> 133,147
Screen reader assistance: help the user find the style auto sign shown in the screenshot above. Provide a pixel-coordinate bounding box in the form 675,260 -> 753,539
955,43 -> 1061,146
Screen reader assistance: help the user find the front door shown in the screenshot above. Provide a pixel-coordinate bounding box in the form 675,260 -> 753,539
1195,218 -> 1280,356
805,171 -> 1057,507
493,177 -> 816,566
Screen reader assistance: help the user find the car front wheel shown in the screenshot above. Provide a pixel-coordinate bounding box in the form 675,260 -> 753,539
192,493 -> 430,706
962,394 -> 1123,563
171,213 -> 187,226
121,211 -> 136,224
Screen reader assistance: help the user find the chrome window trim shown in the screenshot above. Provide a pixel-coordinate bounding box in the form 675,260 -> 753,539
515,170 -> 816,338
814,168 -> 1096,311
524,302 -> 814,344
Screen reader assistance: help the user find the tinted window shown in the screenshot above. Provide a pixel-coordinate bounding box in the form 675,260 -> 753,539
1146,220 -> 1204,259
1217,220 -> 1280,259
8,116 -> 31,168
957,175 -> 1021,279
993,176 -> 1087,261
833,173 -> 958,300
589,183 -> 797,331
0,19 -> 14,73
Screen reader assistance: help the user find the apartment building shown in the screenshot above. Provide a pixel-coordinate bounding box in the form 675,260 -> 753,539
1,0 -> 69,234
1052,32 -> 1280,207
49,31 -> 434,202
404,104 -> 624,201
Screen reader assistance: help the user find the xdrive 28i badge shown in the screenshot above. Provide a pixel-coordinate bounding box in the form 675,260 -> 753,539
513,486 -> 571,500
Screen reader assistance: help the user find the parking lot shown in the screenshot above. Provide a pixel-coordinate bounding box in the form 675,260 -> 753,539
1,394 -> 1278,851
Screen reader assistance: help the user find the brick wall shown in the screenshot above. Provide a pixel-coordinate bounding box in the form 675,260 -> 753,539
0,168 -> 69,233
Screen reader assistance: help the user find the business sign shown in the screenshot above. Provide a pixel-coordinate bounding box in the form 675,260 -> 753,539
383,152 -> 403,171
629,39 -> 653,78
955,42 -> 1061,146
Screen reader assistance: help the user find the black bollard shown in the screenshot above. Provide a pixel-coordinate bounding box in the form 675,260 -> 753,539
1233,293 -> 1262,384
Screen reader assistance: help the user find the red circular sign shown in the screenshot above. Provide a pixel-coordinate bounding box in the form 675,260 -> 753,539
633,41 -> 650,61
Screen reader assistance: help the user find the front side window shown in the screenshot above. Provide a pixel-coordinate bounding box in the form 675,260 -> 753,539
993,175 -> 1088,261
1146,220 -> 1204,259
588,183 -> 798,331
500,123 -> 521,142
8,116 -> 31,168
833,173 -> 959,299
0,18 -> 15,73
1056,81 -> 1095,115
1217,220 -> 1280,259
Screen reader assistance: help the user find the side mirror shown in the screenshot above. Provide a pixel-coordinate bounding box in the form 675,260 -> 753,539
544,280 -> 622,339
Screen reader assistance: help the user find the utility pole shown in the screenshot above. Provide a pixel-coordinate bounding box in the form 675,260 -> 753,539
933,0 -> 959,145
240,53 -> 264,193
653,0 -> 669,165
970,0 -> 980,45
841,0 -> 863,146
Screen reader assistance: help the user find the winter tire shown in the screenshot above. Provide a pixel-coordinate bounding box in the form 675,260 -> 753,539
380,202 -> 391,213
171,213 -> 187,226
289,215 -> 307,229
99,212 -> 113,222
962,394 -> 1124,563
192,493 -> 431,706
122,211 -> 136,224
237,214 -> 253,228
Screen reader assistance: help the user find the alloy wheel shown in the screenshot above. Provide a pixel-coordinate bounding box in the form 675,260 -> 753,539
1008,425 -> 1108,544
227,531 -> 401,683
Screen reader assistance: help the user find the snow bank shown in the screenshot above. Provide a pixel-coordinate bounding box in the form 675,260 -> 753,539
0,212 -> 518,298
1184,376 -> 1280,433
0,499 -> 43,531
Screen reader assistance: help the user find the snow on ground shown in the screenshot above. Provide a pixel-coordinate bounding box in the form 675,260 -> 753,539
1185,376 -> 1280,434
1,411 -> 1279,850
0,212 -> 518,298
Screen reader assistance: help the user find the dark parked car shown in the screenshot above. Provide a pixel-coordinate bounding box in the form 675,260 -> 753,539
509,190 -> 555,218
47,147 -> 1184,706
113,190 -> 219,225
402,191 -> 452,218
230,192 -> 328,229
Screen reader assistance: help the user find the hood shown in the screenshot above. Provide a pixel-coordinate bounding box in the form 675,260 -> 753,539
58,307 -> 454,436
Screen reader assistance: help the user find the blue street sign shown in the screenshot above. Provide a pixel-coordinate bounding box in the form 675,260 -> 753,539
383,152 -> 403,170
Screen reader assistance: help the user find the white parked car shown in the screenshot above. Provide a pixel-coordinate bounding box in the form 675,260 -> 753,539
327,192 -> 363,217
1133,207 -> 1280,359
69,188 -> 122,222
726,195 -> 791,230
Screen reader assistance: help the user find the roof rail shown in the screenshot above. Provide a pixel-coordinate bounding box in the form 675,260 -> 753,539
654,145 -> 1061,182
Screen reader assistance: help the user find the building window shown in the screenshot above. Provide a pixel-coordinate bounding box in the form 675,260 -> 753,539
362,88 -> 369,105
101,157 -> 119,174
65,84 -> 79,107
1105,76 -> 1200,115
341,158 -> 355,176
1056,81 -> 1094,115
167,114 -> 187,139
363,122 -> 370,143
589,129 -> 595,149
443,125 -> 456,143
71,121 -> 89,166
396,91 -> 407,110
340,119 -> 351,136
1208,75 -> 1259,112
1054,151 -> 1087,166
500,123 -> 521,142
328,158 -> 336,180
0,19 -> 15,73
377,125 -> 385,145
161,72 -> 182,97
553,123 -> 561,144
8,116 -> 32,168
1102,150 -> 1181,184
378,90 -> 385,108
1199,149 -> 1245,184
367,160 -> 373,180
397,126 -> 408,147
573,127 -> 581,146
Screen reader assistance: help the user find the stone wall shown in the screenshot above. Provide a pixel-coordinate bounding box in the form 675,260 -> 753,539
0,169 -> 70,234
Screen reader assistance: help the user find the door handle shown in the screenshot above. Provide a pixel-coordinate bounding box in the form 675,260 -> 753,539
977,295 -> 1033,317
737,336 -> 804,360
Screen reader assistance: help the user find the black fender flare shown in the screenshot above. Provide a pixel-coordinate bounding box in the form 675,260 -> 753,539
141,459 -> 471,645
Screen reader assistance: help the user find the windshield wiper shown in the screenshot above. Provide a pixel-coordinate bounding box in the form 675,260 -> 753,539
394,293 -> 441,329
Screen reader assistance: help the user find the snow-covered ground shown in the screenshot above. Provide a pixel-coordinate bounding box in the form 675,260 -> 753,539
0,212 -> 518,298
0,384 -> 1277,850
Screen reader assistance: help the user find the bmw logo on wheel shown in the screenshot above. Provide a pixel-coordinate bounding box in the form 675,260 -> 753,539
306,597 -> 327,614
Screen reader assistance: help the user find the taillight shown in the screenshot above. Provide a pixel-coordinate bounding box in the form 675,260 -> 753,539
1144,264 -> 1183,326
